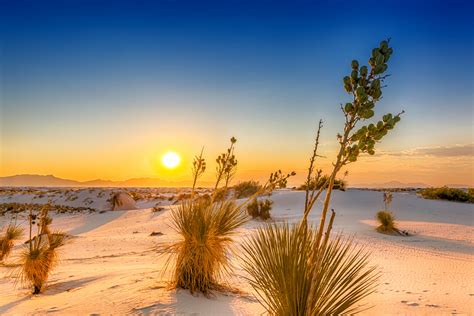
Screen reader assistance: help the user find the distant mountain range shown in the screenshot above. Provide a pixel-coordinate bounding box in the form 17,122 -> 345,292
351,180 -> 470,189
0,174 -> 470,189
0,174 -> 214,188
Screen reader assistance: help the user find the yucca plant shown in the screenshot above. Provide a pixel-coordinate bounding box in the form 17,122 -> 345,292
241,39 -> 403,315
164,138 -> 293,295
242,223 -> 379,315
376,210 -> 396,233
165,199 -> 247,294
16,208 -> 65,294
0,224 -> 24,262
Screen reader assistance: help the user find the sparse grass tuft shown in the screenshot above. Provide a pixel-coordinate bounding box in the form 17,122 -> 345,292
241,223 -> 379,315
165,199 -> 247,295
375,211 -> 396,233
0,225 -> 24,262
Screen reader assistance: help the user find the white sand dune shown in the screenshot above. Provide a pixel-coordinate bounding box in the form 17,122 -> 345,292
0,189 -> 473,315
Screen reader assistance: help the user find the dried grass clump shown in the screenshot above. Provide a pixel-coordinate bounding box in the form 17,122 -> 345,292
165,199 -> 247,294
0,224 -> 24,262
242,223 -> 379,315
233,181 -> 262,199
247,198 -> 273,220
16,206 -> 66,294
376,210 -> 396,233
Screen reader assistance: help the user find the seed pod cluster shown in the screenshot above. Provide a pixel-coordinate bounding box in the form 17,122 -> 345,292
340,39 -> 403,164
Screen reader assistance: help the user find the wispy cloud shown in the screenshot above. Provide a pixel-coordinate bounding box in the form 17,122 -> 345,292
383,143 -> 474,157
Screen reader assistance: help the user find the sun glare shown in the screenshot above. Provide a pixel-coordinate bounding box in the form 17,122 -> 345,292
162,152 -> 181,169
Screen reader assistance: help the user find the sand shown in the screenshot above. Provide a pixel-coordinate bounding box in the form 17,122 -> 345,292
0,188 -> 473,315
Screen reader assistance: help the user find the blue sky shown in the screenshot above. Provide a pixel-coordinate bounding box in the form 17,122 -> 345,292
1,0 -> 473,185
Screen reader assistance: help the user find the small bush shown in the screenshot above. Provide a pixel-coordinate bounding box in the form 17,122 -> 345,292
213,187 -> 229,201
241,223 -> 379,315
376,211 -> 396,233
0,224 -> 24,262
247,198 -> 273,220
419,187 -> 474,203
298,175 -> 347,191
233,181 -> 262,199
165,199 -> 247,295
16,208 -> 66,294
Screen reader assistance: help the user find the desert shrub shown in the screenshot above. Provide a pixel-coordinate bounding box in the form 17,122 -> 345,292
165,199 -> 247,294
376,211 -> 396,233
468,188 -> 474,196
419,187 -> 474,203
129,191 -> 144,201
247,198 -> 273,220
0,203 -> 96,216
242,223 -> 379,315
163,138 -> 293,296
16,208 -> 66,294
175,193 -> 192,202
298,175 -> 347,191
0,224 -> 24,262
212,187 -> 229,201
242,40 -> 403,314
233,181 -> 262,199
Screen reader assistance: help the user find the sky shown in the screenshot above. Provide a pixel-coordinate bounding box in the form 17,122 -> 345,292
1,0 -> 473,187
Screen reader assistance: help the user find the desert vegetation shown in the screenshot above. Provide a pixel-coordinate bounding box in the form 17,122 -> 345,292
233,180 -> 262,199
0,224 -> 24,263
16,204 -> 66,294
0,202 -> 96,216
164,138 -> 293,294
246,198 -> 273,220
241,39 -> 403,314
375,192 -> 402,234
419,187 -> 474,203
376,211 -> 396,233
297,174 -> 347,191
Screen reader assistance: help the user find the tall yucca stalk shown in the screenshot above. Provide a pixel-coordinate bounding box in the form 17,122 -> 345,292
164,138 -> 293,295
241,39 -> 403,315
16,208 -> 65,294
0,224 -> 24,262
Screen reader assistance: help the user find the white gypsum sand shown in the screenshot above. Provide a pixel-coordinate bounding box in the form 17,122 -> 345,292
0,188 -> 472,315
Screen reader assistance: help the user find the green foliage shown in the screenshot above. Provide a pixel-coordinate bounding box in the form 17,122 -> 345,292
375,211 -> 396,233
298,175 -> 347,191
165,199 -> 247,295
234,180 -> 262,199
243,39 -> 403,315
247,198 -> 273,220
341,39 -> 403,164
419,187 -> 474,203
241,223 -> 379,315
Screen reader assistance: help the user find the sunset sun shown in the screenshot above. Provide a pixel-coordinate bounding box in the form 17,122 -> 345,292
162,152 -> 181,169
